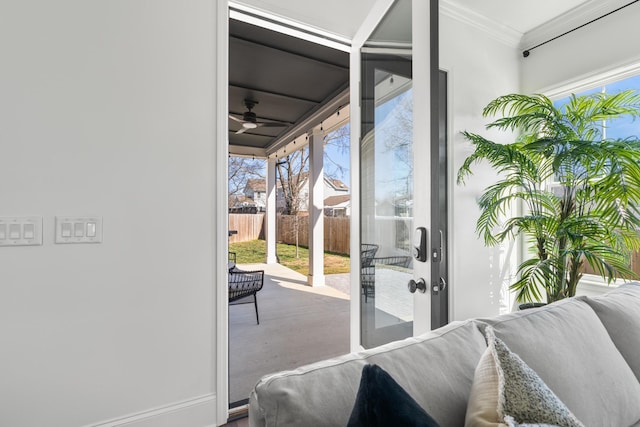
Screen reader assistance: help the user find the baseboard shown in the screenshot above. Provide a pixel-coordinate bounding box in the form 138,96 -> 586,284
88,393 -> 217,427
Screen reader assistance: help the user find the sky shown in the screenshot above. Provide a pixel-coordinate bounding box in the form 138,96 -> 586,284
553,74 -> 640,140
324,123 -> 351,186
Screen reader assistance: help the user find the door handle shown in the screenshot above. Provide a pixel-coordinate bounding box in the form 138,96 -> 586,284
433,277 -> 447,293
408,278 -> 427,293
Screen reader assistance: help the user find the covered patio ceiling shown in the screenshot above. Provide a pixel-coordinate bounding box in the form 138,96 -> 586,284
228,16 -> 350,158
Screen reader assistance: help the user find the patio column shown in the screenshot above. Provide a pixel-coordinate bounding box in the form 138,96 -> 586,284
308,129 -> 325,286
266,156 -> 277,264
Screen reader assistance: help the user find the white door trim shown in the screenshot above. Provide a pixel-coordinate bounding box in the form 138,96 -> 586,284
348,0 -> 396,353
215,0 -> 230,424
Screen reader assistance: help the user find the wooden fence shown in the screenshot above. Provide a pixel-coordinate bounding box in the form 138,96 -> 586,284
228,213 -> 265,243
582,249 -> 640,279
277,215 -> 350,255
228,213 -> 350,255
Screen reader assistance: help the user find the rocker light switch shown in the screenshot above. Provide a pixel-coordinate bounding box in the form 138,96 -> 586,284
9,224 -> 20,239
23,224 -> 35,239
86,222 -> 97,237
74,222 -> 84,237
61,223 -> 72,238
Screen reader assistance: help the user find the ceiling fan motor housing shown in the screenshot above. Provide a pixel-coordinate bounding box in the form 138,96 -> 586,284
243,111 -> 257,123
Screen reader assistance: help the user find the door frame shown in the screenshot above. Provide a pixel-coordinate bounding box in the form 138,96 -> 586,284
215,0 -> 443,421
215,1 -> 230,423
348,0 -> 395,353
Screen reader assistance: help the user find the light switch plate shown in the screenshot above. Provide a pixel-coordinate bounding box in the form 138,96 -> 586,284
55,216 -> 103,244
0,217 -> 43,246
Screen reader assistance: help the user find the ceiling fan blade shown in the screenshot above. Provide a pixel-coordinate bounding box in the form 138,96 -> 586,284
256,122 -> 288,128
229,114 -> 244,123
235,127 -> 248,134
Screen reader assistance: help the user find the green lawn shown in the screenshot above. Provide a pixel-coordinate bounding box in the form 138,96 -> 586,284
229,239 -> 350,275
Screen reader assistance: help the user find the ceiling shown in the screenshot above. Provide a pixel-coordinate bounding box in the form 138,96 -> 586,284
228,18 -> 349,156
228,0 -> 618,157
446,0 -> 591,34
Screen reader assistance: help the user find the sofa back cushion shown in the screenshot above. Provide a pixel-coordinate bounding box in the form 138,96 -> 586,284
249,320 -> 486,427
583,282 -> 640,382
480,297 -> 640,427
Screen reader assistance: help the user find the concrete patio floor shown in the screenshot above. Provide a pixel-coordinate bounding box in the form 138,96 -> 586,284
229,263 -> 351,404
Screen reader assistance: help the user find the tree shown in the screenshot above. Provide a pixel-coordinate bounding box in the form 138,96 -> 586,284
458,91 -> 640,303
277,124 -> 351,216
276,147 -> 308,216
323,123 -> 350,182
228,156 -> 265,198
276,147 -> 308,257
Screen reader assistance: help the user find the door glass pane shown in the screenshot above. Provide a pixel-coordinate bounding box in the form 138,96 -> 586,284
360,0 -> 413,349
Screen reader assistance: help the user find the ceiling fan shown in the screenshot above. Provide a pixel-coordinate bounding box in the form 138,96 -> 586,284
229,99 -> 289,134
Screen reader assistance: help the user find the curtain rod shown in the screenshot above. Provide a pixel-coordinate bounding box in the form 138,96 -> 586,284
523,0 -> 640,58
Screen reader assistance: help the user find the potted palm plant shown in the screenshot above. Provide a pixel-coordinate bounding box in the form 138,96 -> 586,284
458,91 -> 640,303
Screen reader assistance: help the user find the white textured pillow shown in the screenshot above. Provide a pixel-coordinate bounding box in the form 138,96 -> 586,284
464,326 -> 584,427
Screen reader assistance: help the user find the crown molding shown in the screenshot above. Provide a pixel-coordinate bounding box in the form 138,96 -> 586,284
440,0 -> 523,48
521,0 -> 632,50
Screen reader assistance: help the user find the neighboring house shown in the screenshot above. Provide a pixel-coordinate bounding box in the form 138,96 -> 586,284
243,178 -> 267,211
228,194 -> 259,213
228,179 -> 267,213
277,173 -> 350,213
324,194 -> 351,217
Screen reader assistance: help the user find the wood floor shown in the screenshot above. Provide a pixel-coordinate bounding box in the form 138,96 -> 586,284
221,417 -> 249,427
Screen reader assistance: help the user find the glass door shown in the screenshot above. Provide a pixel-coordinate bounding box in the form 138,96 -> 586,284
351,0 -> 441,349
360,51 -> 414,348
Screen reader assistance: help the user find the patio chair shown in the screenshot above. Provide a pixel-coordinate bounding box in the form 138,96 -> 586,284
229,268 -> 265,324
360,243 -> 379,267
228,251 -> 238,271
361,255 -> 412,302
360,244 -> 379,303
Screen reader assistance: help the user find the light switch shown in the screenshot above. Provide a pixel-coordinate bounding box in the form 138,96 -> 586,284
55,216 -> 102,244
9,224 -> 20,240
74,222 -> 84,237
0,217 -> 43,246
23,224 -> 35,239
86,222 -> 96,237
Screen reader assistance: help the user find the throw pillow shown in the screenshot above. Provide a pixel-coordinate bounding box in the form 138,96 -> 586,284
464,326 -> 585,427
347,364 -> 440,427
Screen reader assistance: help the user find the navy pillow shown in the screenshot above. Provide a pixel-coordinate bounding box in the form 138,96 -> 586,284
347,364 -> 440,427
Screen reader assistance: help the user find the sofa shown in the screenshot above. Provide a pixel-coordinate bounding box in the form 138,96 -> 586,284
248,283 -> 640,426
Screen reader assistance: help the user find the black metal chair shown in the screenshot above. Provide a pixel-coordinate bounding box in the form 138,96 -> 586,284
228,251 -> 238,271
360,244 -> 379,303
228,268 -> 265,324
360,244 -> 379,268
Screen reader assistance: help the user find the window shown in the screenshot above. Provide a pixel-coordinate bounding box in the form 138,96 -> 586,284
551,73 -> 640,283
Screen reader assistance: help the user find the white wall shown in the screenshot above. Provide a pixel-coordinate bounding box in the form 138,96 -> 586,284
440,13 -> 521,321
1,1 -> 217,426
521,2 -> 640,93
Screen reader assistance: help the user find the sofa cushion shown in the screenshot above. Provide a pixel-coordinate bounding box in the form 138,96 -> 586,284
249,320 -> 487,427
583,282 -> 640,382
347,364 -> 440,427
465,326 -> 584,427
479,297 -> 640,427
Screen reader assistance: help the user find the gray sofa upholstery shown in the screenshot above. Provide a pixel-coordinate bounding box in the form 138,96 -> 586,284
249,283 -> 640,427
